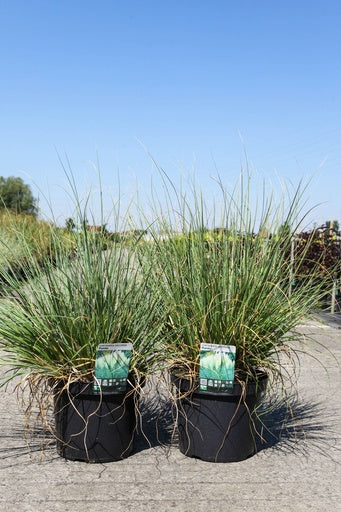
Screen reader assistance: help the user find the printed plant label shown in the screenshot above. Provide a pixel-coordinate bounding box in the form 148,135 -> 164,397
199,343 -> 236,391
93,343 -> 132,393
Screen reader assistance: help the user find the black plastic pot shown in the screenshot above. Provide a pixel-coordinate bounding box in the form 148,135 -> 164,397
172,373 -> 268,463
54,380 -> 138,462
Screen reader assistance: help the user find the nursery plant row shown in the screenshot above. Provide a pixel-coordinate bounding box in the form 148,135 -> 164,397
0,174 -> 339,463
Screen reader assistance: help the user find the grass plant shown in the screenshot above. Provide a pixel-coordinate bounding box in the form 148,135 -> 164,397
141,171 -> 331,388
0,191 -> 163,392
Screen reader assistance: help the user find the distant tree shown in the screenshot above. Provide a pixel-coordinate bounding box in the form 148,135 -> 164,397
65,217 -> 76,231
0,176 -> 38,216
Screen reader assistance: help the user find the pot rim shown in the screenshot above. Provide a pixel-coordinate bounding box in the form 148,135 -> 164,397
171,370 -> 268,398
53,374 -> 143,399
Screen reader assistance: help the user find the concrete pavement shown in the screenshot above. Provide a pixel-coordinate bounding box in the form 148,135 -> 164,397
0,314 -> 340,512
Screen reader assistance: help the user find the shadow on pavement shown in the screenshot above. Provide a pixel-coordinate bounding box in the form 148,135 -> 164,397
256,394 -> 340,459
0,425 -> 58,466
134,394 -> 175,453
316,311 -> 341,328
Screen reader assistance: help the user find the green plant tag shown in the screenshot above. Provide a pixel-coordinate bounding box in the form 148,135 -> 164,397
93,343 -> 132,393
199,343 -> 236,392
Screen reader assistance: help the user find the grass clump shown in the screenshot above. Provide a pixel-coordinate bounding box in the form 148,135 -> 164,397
0,196 -> 163,390
141,172 -> 331,387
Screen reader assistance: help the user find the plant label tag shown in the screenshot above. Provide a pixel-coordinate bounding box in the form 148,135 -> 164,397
199,343 -> 236,392
93,343 -> 132,393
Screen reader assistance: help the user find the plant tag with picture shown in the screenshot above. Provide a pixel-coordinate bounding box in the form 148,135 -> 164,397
93,343 -> 132,393
199,343 -> 236,392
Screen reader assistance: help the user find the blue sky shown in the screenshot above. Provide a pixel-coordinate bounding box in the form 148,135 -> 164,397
0,0 -> 340,227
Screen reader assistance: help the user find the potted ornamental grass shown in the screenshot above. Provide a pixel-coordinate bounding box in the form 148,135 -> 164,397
0,190 -> 163,462
142,172 -> 330,462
